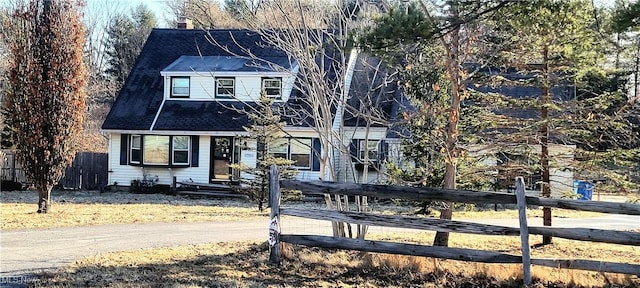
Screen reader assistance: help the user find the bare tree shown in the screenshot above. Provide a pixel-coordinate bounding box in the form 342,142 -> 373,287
3,0 -> 87,213
166,0 -> 241,28
208,0 -> 398,238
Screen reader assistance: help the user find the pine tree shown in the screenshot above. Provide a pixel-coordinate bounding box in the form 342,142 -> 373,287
472,0 -> 639,244
360,1 -> 512,246
104,4 -> 156,86
231,92 -> 298,211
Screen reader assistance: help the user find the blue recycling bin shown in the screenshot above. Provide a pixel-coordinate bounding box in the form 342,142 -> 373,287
573,180 -> 594,200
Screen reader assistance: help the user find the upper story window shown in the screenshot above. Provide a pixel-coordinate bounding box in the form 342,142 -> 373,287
262,77 -> 282,99
215,77 -> 235,99
171,77 -> 190,98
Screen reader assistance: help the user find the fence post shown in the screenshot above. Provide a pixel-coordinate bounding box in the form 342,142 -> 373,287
172,176 -> 177,195
515,177 -> 532,285
11,152 -> 16,182
269,165 -> 281,264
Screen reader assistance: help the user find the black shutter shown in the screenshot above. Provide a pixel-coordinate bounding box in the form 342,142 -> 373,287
120,134 -> 128,165
312,138 -> 321,171
191,135 -> 199,167
379,140 -> 388,162
350,139 -> 358,160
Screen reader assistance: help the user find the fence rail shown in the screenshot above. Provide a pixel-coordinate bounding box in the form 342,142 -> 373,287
269,166 -> 640,284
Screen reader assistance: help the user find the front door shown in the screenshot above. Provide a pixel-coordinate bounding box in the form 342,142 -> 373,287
210,137 -> 233,182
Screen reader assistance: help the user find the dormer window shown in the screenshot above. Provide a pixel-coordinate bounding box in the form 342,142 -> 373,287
215,77 -> 235,99
262,77 -> 282,99
171,77 -> 190,98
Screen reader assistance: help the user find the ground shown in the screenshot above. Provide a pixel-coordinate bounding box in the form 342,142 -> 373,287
1,189 -> 639,287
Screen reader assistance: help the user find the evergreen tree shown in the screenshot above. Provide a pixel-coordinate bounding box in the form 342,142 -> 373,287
104,4 -> 156,86
472,0 -> 639,244
360,1 -> 512,246
231,92 -> 298,211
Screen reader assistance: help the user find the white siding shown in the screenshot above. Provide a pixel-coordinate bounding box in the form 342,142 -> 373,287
466,143 -> 575,198
108,133 -> 211,186
109,130 -> 327,186
165,74 -> 296,102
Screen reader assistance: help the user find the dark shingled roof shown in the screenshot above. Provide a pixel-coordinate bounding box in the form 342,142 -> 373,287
102,28 -> 403,132
102,29 -> 289,131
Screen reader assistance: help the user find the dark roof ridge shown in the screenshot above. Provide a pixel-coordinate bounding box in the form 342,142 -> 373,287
152,28 -> 253,32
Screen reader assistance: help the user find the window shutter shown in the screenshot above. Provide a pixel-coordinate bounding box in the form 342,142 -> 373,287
191,135 -> 199,167
120,134 -> 128,165
312,138 -> 321,171
350,139 -> 358,160
379,140 -> 388,162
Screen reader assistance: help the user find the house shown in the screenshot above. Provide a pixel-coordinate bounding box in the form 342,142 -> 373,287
101,28 -> 403,187
466,66 -> 577,197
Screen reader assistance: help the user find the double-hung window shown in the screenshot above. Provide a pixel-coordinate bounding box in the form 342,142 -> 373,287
269,139 -> 289,160
359,140 -> 380,162
267,138 -> 312,169
215,77 -> 235,99
290,139 -> 311,169
171,77 -> 190,98
172,136 -> 190,165
262,77 -> 282,99
130,135 -> 141,164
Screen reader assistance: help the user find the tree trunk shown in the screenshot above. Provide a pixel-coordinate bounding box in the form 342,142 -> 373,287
37,186 -> 52,213
434,19 -> 462,247
541,46 -> 552,245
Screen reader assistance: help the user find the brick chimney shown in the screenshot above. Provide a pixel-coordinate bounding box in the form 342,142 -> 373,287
177,16 -> 193,29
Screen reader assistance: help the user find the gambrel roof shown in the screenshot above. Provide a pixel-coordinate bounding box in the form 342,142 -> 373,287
101,28 -> 403,133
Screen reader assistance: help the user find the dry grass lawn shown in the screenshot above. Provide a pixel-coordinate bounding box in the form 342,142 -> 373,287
1,190 -> 604,231
4,189 -> 638,287
31,233 -> 640,287
0,190 -> 267,230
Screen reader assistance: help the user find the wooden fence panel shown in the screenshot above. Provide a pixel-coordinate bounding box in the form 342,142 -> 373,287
280,180 -> 640,215
0,150 -> 28,183
59,152 -> 108,190
1,150 -> 107,190
273,169 -> 640,277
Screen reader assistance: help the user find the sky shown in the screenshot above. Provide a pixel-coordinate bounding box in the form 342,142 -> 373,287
85,0 -> 171,28
86,0 -> 619,29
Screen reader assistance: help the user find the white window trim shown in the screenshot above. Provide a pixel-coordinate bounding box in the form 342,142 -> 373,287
262,77 -> 282,99
172,136 -> 191,165
359,140 -> 380,162
128,135 -> 191,166
171,76 -> 190,98
290,138 -> 312,169
268,138 -> 312,170
130,135 -> 141,164
215,77 -> 235,99
143,135 -> 171,165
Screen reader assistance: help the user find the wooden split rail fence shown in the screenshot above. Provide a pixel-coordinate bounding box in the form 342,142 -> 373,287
267,166 -> 640,285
